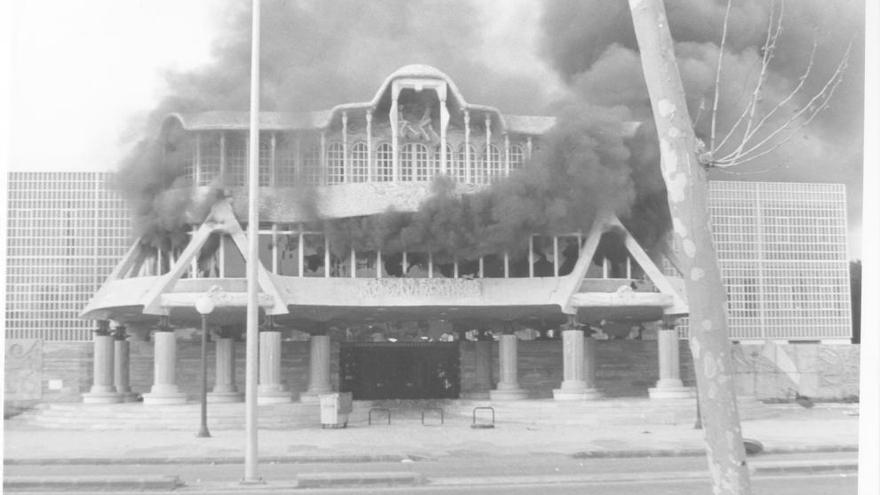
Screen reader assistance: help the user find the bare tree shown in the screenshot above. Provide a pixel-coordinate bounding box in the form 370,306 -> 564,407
627,0 -> 750,492
627,1 -> 851,494
704,0 -> 852,169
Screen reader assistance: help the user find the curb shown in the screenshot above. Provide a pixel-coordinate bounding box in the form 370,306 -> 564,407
3,453 -> 417,466
296,471 -> 425,488
572,445 -> 859,459
3,474 -> 183,492
751,459 -> 858,475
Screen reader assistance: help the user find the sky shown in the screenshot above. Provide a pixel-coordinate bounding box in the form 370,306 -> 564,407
2,0 -> 867,258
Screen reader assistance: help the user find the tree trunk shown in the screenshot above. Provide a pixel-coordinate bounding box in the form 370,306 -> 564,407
627,0 -> 751,493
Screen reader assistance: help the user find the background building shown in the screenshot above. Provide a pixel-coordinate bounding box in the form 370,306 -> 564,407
5,171 -> 131,342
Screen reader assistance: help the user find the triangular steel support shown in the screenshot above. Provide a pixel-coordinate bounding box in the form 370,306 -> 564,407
139,200 -> 288,316
556,212 -> 689,316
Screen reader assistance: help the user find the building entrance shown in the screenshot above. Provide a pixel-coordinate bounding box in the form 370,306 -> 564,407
340,342 -> 460,400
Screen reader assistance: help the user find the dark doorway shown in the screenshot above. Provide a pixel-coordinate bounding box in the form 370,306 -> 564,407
340,342 -> 460,400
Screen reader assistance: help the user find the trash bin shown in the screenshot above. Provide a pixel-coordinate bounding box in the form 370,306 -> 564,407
319,392 -> 353,428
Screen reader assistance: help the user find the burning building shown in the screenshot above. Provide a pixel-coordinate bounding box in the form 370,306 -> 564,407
80,65 -> 694,404
67,65 -> 852,407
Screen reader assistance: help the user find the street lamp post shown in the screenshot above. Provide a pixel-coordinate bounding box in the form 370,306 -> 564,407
195,295 -> 216,438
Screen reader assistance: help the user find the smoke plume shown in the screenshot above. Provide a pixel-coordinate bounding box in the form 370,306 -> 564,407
540,0 -> 864,231
114,0 -> 555,247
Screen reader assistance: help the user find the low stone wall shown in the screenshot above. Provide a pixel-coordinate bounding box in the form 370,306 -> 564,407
4,338 -> 860,410
731,343 -> 859,400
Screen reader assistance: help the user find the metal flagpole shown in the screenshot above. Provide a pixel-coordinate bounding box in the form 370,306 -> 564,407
243,0 -> 262,484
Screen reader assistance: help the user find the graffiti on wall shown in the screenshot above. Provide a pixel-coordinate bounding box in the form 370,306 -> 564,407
5,339 -> 43,400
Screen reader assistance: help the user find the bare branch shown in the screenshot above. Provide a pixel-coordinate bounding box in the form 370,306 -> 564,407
714,40 -> 852,167
713,0 -> 784,157
709,0 -> 734,153
739,40 -> 818,147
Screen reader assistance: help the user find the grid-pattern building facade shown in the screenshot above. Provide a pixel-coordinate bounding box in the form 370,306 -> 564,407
5,174 -> 851,342
681,181 -> 851,341
5,172 -> 131,341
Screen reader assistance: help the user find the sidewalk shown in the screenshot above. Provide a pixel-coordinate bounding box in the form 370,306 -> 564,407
4,403 -> 859,464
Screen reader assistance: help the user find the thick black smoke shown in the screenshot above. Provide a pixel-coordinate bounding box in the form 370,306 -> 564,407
541,0 -> 864,233
114,0 -> 549,247
323,103 -> 669,261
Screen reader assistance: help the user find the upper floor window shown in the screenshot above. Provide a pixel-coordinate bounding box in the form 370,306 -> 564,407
509,143 -> 525,172
456,143 -> 475,183
486,144 -> 502,184
401,142 -> 429,182
327,142 -> 345,184
350,142 -> 369,183
275,135 -> 297,187
301,140 -> 322,185
259,138 -> 272,186
376,143 -> 393,182
198,134 -> 222,186
226,135 -> 247,186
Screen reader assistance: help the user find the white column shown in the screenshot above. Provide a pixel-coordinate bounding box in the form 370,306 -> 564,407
553,329 -> 601,400
464,110 -> 471,183
489,332 -> 528,400
485,115 -> 492,183
113,332 -> 138,402
300,334 -> 332,403
439,94 -> 449,175
269,132 -> 277,187
649,325 -> 695,399
504,133 -> 510,177
209,336 -> 244,403
390,84 -> 401,182
143,329 -> 187,405
194,133 -> 202,187
320,130 -> 327,185
258,330 -> 292,404
83,328 -> 121,404
342,111 -> 349,182
366,110 -> 374,181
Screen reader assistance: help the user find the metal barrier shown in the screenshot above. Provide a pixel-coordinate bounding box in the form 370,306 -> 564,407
421,407 -> 444,426
471,406 -> 495,429
368,407 -> 391,425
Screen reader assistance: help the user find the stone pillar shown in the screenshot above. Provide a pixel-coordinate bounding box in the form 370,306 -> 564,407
554,328 -> 601,400
208,333 -> 243,403
83,322 -> 121,404
258,330 -> 292,404
113,327 -> 138,402
649,325 -> 695,399
489,330 -> 528,400
143,327 -> 187,405
300,334 -> 332,403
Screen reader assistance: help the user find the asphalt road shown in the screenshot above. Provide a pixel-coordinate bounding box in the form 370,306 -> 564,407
5,452 -> 856,494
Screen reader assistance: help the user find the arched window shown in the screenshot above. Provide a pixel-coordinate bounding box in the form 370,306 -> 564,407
350,142 -> 369,183
486,144 -> 501,183
456,143 -> 475,183
376,143 -> 393,182
472,148 -> 487,185
198,134 -> 221,186
259,137 -> 271,186
401,142 -> 429,182
226,134 -> 247,186
509,144 -> 525,172
301,140 -> 321,185
275,134 -> 297,186
327,142 -> 345,184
